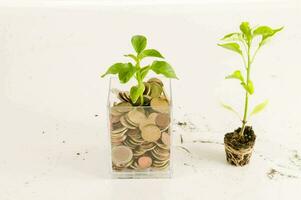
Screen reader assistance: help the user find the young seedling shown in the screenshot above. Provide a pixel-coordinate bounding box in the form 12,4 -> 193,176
101,35 -> 178,105
218,22 -> 283,166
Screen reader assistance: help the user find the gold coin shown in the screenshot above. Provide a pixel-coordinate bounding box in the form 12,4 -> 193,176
156,141 -> 170,150
139,118 -> 156,131
111,126 -> 127,134
148,77 -> 163,87
110,115 -> 121,124
152,160 -> 170,169
150,97 -> 170,113
126,129 -> 139,137
114,102 -> 132,113
110,107 -> 123,116
150,82 -> 163,98
148,113 -> 158,124
111,145 -> 133,166
127,109 -> 147,125
138,156 -> 152,169
118,91 -> 131,102
120,116 -> 137,129
155,113 -> 170,129
141,124 -> 161,142
161,132 -> 170,146
133,146 -> 146,157
141,142 -> 156,151
143,82 -> 151,96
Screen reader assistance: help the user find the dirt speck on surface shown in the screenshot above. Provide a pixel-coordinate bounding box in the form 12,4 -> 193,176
76,153 -> 80,156
180,134 -> 184,144
193,139 -> 223,145
177,121 -> 187,126
62,140 -> 66,144
42,131 -> 45,134
267,168 -> 298,179
94,114 -> 99,117
176,120 -> 197,132
176,146 -> 191,154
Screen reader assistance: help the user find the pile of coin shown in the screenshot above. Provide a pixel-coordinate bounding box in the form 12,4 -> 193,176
110,78 -> 171,171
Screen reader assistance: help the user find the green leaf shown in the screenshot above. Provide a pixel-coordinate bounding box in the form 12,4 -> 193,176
253,26 -> 283,46
101,63 -> 124,78
241,80 -> 254,95
118,63 -> 137,83
124,54 -> 138,62
220,102 -> 240,119
226,70 -> 244,82
250,100 -> 269,116
221,32 -> 241,41
240,22 -> 252,41
218,43 -> 242,55
140,65 -> 151,80
130,83 -> 145,103
138,49 -> 164,60
131,35 -> 147,54
151,61 -> 178,79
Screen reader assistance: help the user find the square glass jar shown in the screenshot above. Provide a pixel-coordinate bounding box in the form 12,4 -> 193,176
106,77 -> 173,178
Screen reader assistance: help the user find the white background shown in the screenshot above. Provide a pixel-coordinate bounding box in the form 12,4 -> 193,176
0,1 -> 301,199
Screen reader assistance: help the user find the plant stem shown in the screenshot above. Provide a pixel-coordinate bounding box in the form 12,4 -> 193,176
136,60 -> 144,105
240,42 -> 251,137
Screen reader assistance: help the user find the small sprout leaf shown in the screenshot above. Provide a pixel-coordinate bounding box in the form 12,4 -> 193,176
130,83 -> 145,103
140,65 -> 151,80
253,26 -> 283,46
131,35 -> 147,54
138,49 -> 164,60
221,32 -> 241,41
118,63 -> 137,84
101,63 -> 124,77
151,61 -> 178,79
218,43 -> 242,55
241,80 -> 254,95
226,70 -> 244,82
124,54 -> 138,62
250,100 -> 269,116
240,22 -> 252,41
220,102 -> 241,119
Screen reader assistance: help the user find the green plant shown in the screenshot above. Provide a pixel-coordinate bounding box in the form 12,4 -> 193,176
219,22 -> 283,137
101,35 -> 178,105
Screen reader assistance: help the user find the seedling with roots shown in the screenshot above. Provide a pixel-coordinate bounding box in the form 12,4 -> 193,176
219,22 -> 283,137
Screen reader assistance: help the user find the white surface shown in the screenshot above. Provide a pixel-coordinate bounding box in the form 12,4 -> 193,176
0,1 -> 301,200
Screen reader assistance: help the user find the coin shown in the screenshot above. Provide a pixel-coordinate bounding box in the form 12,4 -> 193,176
110,115 -> 121,124
141,142 -> 156,151
150,82 -> 163,98
143,82 -> 151,96
152,160 -> 169,169
111,145 -> 133,166
118,91 -> 131,102
127,109 -> 147,125
148,112 -> 158,123
110,107 -> 123,116
138,156 -> 152,169
126,129 -> 139,138
139,118 -> 155,131
156,141 -> 170,150
133,146 -> 146,157
141,124 -> 161,142
150,97 -> 170,113
161,132 -> 170,146
148,77 -> 163,87
112,126 -> 127,134
120,115 -> 136,129
155,113 -> 170,129
114,102 -> 132,113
